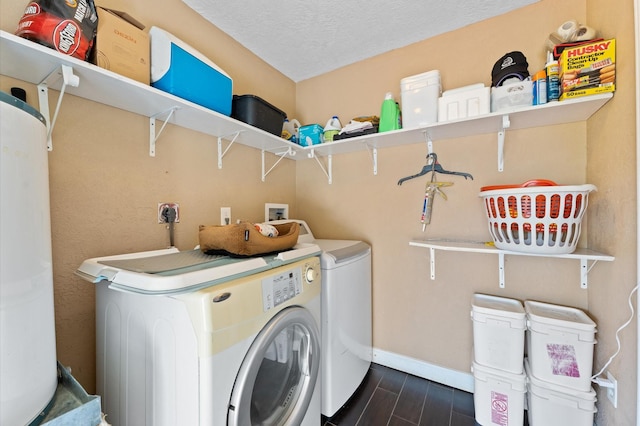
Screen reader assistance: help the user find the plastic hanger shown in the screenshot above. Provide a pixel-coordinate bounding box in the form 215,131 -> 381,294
397,153 -> 473,186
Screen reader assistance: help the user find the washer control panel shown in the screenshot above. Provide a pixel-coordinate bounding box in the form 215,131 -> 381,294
261,258 -> 319,311
262,267 -> 302,311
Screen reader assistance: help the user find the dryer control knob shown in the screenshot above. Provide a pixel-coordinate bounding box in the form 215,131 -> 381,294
305,267 -> 316,283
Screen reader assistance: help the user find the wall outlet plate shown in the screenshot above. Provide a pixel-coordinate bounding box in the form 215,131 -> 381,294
265,203 -> 288,222
221,207 -> 231,225
158,203 -> 180,223
607,371 -> 618,408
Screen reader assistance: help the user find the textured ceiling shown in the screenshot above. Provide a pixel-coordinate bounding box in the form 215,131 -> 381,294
182,0 -> 539,82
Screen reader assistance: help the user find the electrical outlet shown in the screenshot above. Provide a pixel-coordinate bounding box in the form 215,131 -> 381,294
221,207 -> 231,225
607,371 -> 618,408
158,203 -> 180,223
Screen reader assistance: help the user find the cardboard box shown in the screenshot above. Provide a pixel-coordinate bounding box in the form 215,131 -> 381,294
559,38 -> 615,101
94,8 -> 149,84
298,124 -> 324,146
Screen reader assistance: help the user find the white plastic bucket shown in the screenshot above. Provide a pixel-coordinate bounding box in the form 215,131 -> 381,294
400,70 -> 441,129
525,300 -> 596,391
472,361 -> 526,426
525,359 -> 597,426
471,294 -> 526,374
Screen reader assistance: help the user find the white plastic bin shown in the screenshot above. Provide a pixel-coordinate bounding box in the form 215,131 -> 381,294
472,361 -> 526,426
525,359 -> 596,426
438,83 -> 490,122
400,70 -> 441,129
525,301 -> 596,391
491,79 -> 533,112
471,294 -> 526,373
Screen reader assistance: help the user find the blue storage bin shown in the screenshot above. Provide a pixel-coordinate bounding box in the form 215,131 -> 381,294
150,27 -> 232,115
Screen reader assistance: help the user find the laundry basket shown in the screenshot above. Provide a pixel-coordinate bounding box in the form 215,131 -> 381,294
479,181 -> 597,254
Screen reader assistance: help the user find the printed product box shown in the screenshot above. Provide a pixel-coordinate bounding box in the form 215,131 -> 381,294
93,8 -> 150,85
559,38 -> 615,101
298,124 -> 324,146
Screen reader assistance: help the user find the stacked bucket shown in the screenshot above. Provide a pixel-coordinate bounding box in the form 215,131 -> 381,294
471,294 -> 527,426
471,294 -> 598,426
524,300 -> 597,425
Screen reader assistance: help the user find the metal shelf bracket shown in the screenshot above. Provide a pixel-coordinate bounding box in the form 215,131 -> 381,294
262,147 -> 296,182
217,131 -> 243,169
497,115 -> 510,172
308,149 -> 333,184
149,107 -> 179,157
37,64 -> 79,151
364,145 -> 378,175
581,258 -> 600,289
425,131 -> 434,154
498,252 -> 506,288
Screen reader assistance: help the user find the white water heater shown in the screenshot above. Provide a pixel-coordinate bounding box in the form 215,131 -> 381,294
0,91 -> 58,425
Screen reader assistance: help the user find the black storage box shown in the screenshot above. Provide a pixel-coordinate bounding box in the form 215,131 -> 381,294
231,95 -> 287,136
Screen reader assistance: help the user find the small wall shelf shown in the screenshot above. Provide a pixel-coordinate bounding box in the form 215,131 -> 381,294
409,239 -> 614,289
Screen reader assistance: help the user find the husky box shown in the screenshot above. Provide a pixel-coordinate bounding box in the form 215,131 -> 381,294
559,39 -> 615,101
149,27 -> 232,115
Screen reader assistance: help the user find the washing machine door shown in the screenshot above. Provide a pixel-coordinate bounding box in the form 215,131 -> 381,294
228,306 -> 320,426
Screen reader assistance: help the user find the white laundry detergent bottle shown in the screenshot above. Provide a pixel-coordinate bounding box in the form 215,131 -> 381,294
323,116 -> 342,142
282,118 -> 301,143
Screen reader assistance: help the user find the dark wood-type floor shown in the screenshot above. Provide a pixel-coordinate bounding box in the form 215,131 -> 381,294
322,363 -> 530,426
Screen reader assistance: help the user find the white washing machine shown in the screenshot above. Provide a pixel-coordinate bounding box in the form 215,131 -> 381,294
270,220 -> 372,417
77,244 -> 322,426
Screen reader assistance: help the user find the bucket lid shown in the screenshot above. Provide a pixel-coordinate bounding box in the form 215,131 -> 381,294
472,361 -> 527,390
472,294 -> 525,318
525,359 -> 597,402
525,301 -> 596,333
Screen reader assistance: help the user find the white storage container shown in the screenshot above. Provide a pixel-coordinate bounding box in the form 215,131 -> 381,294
472,362 -> 526,426
525,301 -> 596,391
438,83 -> 490,122
525,359 -> 597,426
400,70 -> 441,129
491,79 -> 533,112
471,294 -> 526,373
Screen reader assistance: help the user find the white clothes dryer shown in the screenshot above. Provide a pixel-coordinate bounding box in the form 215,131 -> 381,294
270,220 -> 373,417
77,245 -> 322,426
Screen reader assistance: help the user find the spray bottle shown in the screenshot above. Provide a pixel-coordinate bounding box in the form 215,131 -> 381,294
546,52 -> 560,102
379,92 -> 402,133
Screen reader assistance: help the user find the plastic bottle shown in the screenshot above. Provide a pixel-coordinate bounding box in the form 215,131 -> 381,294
532,70 -> 547,105
281,118 -> 300,143
323,115 -> 342,142
545,52 -> 560,102
379,92 -> 401,133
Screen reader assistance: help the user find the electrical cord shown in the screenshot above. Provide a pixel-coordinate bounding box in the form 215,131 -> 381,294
591,284 -> 638,382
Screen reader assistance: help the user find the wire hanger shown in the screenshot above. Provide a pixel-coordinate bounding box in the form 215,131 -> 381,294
397,153 -> 473,186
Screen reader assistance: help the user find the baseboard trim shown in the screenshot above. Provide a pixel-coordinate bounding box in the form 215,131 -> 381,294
372,348 -> 474,393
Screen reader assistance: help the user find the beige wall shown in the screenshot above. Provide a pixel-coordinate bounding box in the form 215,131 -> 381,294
586,0 -> 638,424
1,0 -> 637,424
296,0 -> 636,424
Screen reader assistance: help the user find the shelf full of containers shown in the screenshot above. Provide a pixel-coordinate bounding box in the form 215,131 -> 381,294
0,19 -> 613,177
